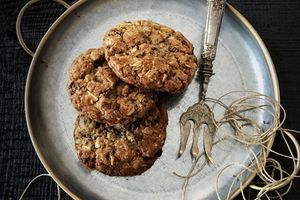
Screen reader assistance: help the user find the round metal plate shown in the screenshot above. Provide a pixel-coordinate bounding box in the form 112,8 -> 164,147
25,0 -> 279,199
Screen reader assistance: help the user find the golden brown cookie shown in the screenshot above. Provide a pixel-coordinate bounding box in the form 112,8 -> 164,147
103,20 -> 197,93
73,105 -> 168,176
68,48 -> 156,126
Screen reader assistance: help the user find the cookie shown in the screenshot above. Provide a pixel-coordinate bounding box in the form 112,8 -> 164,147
74,105 -> 168,176
103,20 -> 197,93
68,48 -> 156,126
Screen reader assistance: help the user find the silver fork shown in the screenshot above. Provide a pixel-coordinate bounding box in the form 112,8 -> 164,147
178,0 -> 227,163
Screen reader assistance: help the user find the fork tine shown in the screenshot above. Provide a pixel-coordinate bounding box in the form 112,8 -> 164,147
178,119 -> 191,158
191,123 -> 201,159
204,125 -> 216,164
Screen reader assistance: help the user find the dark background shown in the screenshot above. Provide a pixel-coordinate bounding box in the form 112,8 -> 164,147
0,0 -> 299,199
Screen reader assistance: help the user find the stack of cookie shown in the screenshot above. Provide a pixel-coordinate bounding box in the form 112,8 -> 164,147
68,20 -> 197,176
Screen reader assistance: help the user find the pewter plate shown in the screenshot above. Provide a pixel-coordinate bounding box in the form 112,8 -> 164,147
25,0 -> 279,199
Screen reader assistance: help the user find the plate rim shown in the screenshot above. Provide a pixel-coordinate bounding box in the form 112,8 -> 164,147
24,1 -> 280,199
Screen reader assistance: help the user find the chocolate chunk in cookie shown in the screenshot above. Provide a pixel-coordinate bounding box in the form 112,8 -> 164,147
68,48 -> 156,126
103,20 -> 197,93
74,105 -> 168,176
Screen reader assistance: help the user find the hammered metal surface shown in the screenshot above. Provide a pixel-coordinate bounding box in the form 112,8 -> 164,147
26,0 -> 278,199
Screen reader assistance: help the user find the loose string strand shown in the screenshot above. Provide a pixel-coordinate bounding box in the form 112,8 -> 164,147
19,174 -> 60,200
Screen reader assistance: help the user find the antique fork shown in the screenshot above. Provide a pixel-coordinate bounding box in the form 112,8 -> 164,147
178,0 -> 227,163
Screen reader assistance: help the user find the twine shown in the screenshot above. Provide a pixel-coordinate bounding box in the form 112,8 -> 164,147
19,174 -> 61,200
16,0 -> 70,57
175,92 -> 300,200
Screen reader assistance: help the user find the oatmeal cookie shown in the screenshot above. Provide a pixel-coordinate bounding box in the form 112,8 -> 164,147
68,48 -> 156,126
103,20 -> 197,93
74,105 -> 168,176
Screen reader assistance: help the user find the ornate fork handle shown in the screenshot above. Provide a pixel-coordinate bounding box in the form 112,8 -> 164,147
178,0 -> 226,162
200,0 -> 227,101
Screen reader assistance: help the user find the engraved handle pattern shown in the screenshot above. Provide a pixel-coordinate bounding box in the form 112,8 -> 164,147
200,0 -> 227,101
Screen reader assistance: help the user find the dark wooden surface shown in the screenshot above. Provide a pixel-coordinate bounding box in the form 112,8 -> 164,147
0,0 -> 299,199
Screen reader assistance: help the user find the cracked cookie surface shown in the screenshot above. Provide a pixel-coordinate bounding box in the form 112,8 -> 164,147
74,105 -> 168,176
68,48 -> 156,126
103,20 -> 197,93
